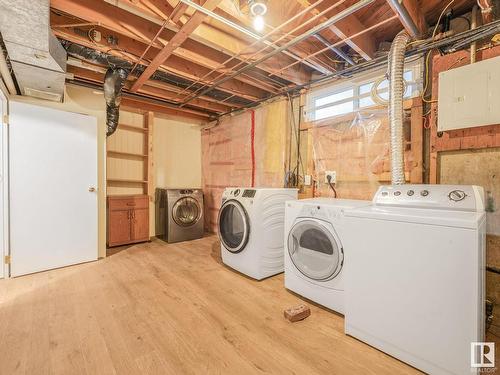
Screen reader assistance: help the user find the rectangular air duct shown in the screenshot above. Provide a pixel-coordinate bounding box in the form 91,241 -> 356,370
0,0 -> 67,101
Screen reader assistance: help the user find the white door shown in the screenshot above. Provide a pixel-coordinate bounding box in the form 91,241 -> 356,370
9,101 -> 98,277
0,88 -> 7,279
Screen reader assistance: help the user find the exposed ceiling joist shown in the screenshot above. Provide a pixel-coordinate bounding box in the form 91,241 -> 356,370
52,26 -> 265,103
67,62 -> 237,113
67,64 -> 226,115
386,0 -> 427,37
296,0 -> 376,61
50,13 -> 274,101
130,0 -> 223,92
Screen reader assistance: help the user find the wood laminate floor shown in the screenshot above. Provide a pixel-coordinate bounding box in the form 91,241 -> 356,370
0,236 -> 424,374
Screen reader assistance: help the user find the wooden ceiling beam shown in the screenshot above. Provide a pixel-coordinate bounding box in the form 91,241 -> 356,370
121,96 -> 208,121
51,14 -> 268,101
95,0 -> 311,84
67,65 -> 233,113
386,0 -> 427,37
295,0 -> 376,61
67,65 -> 229,114
212,7 -> 336,75
130,0 -> 223,92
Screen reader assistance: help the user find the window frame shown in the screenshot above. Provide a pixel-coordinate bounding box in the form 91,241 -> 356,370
306,57 -> 423,121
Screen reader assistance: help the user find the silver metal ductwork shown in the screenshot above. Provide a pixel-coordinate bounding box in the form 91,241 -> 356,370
0,0 -> 67,101
388,30 -> 410,185
104,67 -> 129,137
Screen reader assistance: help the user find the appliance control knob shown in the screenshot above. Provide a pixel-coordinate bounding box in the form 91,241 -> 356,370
448,189 -> 467,202
407,190 -> 414,196
394,191 -> 401,196
234,189 -> 240,197
421,190 -> 429,197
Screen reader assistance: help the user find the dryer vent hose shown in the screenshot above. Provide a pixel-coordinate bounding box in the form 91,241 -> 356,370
388,31 -> 410,185
104,67 -> 129,137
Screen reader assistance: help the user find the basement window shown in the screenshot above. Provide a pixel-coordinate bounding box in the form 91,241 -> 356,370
306,59 -> 423,121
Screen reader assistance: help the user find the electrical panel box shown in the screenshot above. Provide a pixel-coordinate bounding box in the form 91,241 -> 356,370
438,55 -> 500,131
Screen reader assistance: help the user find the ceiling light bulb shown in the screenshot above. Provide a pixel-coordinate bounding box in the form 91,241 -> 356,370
253,15 -> 265,32
250,2 -> 267,16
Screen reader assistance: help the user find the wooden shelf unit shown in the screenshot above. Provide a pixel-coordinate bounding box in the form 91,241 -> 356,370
107,150 -> 148,159
106,112 -> 154,196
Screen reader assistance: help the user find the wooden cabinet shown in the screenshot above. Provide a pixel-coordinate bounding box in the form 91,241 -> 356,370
107,195 -> 149,247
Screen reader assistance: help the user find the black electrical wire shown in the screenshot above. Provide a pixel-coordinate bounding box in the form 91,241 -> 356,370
326,175 -> 337,198
486,265 -> 500,275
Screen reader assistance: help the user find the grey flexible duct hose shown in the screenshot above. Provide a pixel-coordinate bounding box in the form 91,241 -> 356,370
104,67 -> 129,137
388,31 -> 411,185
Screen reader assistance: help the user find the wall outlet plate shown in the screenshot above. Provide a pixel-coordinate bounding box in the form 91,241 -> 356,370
325,171 -> 336,184
304,175 -> 312,186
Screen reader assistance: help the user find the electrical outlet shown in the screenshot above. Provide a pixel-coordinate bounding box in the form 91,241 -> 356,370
304,175 -> 312,186
325,171 -> 336,184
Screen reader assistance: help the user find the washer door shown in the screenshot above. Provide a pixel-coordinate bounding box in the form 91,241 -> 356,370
218,199 -> 249,253
172,196 -> 201,227
288,219 -> 343,281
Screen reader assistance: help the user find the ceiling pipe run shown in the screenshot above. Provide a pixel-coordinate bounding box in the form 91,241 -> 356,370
313,34 -> 356,66
386,0 -> 420,37
217,19 -> 500,117
181,0 -> 375,105
178,0 -> 331,75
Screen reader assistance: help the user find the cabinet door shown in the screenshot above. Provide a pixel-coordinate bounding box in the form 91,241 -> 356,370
131,208 -> 149,241
109,210 -> 131,245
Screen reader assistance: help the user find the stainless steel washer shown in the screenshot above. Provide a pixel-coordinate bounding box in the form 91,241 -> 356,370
160,189 -> 204,243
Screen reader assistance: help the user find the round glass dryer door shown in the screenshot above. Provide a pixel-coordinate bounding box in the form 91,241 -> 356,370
288,219 -> 343,281
218,200 -> 249,253
172,197 -> 201,227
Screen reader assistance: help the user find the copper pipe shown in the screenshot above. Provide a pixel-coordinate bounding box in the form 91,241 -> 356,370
269,15 -> 398,78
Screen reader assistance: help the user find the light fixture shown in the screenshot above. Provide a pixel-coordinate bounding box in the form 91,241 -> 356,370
253,14 -> 265,31
249,1 -> 267,17
249,0 -> 267,32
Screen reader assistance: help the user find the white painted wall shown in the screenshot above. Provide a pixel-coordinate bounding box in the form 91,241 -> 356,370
154,117 -> 202,189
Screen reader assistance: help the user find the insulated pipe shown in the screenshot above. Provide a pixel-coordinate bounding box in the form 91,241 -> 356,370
388,30 -> 411,185
104,67 -> 129,137
0,47 -> 16,95
386,0 -> 420,37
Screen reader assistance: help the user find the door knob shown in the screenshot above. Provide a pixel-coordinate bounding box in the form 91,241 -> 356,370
88,187 -> 96,192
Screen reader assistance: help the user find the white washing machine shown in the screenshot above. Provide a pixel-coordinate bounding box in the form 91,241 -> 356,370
218,188 -> 298,280
284,198 -> 371,314
343,184 -> 486,375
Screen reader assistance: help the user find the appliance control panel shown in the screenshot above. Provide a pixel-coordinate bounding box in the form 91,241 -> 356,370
222,188 -> 256,199
374,184 -> 485,212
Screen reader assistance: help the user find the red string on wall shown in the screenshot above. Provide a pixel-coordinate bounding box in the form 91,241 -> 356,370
251,109 -> 256,187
